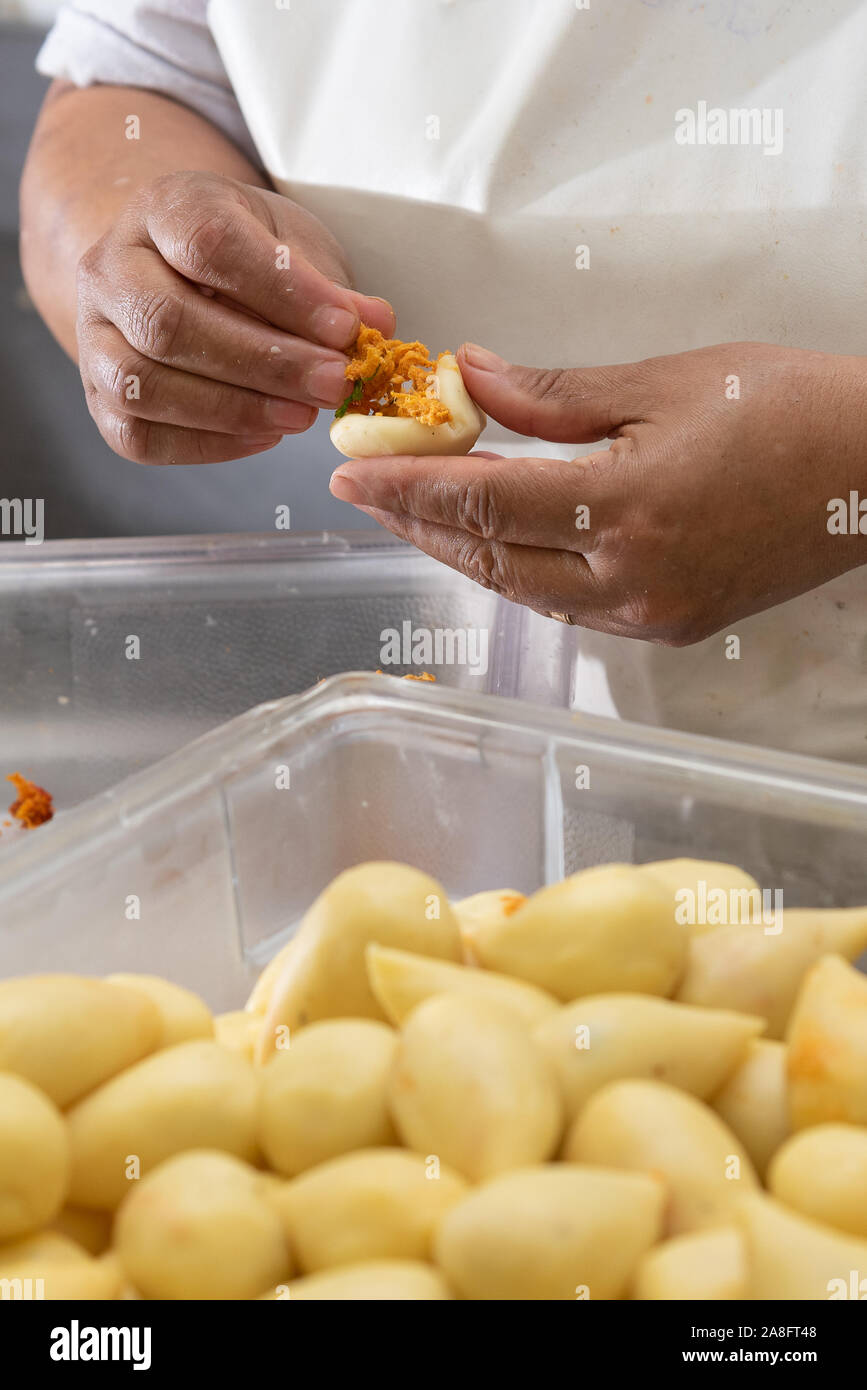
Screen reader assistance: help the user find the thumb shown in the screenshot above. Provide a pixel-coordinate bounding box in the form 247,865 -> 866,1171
457,343 -> 649,443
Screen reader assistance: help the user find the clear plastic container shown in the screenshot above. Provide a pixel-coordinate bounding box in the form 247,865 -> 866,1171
0,533 -> 575,811
1,672 -> 866,1011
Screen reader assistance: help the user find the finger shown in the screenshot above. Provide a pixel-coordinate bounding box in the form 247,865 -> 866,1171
343,291 -> 396,339
251,189 -> 396,335
136,184 -> 389,349
329,450 -> 623,552
457,342 -> 655,443
203,286 -> 393,341
356,506 -> 620,629
86,248 -> 351,407
84,321 -> 317,435
92,409 -> 283,466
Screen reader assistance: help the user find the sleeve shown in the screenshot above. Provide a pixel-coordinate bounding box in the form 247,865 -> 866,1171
35,1 -> 260,164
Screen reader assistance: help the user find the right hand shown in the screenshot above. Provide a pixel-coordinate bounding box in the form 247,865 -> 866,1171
75,170 -> 394,464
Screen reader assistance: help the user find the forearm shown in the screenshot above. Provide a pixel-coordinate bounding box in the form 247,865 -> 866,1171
20,82 -> 269,360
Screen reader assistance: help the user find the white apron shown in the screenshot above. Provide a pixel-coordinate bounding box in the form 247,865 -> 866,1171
208,0 -> 867,762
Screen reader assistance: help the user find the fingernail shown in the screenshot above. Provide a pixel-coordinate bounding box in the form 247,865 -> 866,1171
330,469 -> 367,504
461,342 -> 507,372
311,305 -> 358,349
265,398 -> 315,431
307,359 -> 350,406
362,293 -> 395,314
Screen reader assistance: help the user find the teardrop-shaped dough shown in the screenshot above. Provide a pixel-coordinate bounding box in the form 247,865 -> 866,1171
453,889 -> 527,965
786,953 -> 867,1128
434,1164 -> 664,1300
273,1259 -> 453,1301
632,1226 -> 748,1301
735,1192 -> 867,1300
472,864 -> 687,1000
641,859 -> 762,934
365,943 -> 557,1029
564,1079 -> 759,1234
256,862 -> 461,1059
535,993 -> 763,1121
768,1124 -> 867,1238
269,1148 -> 467,1272
388,994 -> 563,1181
710,1039 -> 789,1180
676,906 -> 867,1038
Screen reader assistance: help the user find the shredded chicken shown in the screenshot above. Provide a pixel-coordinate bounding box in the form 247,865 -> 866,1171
338,325 -> 452,427
6,772 -> 54,829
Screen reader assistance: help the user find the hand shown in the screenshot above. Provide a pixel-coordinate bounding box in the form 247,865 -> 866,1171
76,170 -> 394,464
329,341 -> 867,644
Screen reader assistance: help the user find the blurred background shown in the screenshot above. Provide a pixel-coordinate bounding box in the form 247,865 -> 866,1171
0,2 -> 375,539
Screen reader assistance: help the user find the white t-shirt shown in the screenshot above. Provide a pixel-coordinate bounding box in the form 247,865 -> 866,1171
36,0 -> 255,159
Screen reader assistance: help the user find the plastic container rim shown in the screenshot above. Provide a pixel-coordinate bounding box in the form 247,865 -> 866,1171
2,671 -> 867,908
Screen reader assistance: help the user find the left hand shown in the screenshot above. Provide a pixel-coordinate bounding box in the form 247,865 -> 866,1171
329,341 -> 867,645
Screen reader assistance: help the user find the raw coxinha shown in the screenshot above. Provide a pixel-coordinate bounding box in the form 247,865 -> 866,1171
330,353 -> 486,457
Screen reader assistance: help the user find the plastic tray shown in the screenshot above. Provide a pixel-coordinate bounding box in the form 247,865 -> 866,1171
0,533 -> 576,811
2,673 -> 866,1011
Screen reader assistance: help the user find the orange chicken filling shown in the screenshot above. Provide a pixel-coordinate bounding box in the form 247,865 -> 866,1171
337,325 -> 452,427
7,772 -> 54,829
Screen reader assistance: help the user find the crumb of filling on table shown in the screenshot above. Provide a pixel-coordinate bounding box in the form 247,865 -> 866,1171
5,772 -> 54,829
375,670 -> 438,682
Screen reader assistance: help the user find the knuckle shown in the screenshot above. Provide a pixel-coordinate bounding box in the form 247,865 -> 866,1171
125,290 -> 187,361
95,352 -> 152,412
456,535 -> 514,598
235,348 -> 290,395
186,431 -> 226,465
455,477 -> 499,540
75,243 -> 100,290
172,208 -> 237,279
74,305 -> 101,361
150,169 -> 190,198
217,390 -> 261,435
145,169 -> 202,215
80,372 -> 100,418
235,396 -> 273,435
75,241 -> 112,310
115,413 -> 153,464
99,409 -> 154,465
523,366 -> 572,404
